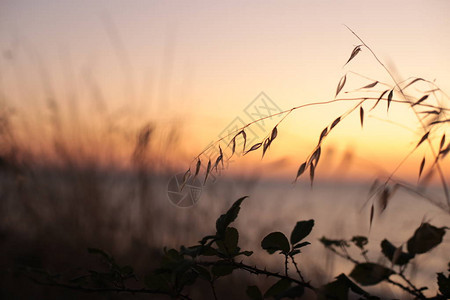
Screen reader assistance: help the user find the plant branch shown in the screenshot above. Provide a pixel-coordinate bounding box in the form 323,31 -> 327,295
25,275 -> 193,300
290,256 -> 305,282
387,278 -> 425,300
198,260 -> 317,292
192,96 -> 447,164
345,24 -> 450,210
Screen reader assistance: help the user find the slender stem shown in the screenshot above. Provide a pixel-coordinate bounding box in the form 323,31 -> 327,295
324,244 -> 427,299
284,254 -> 289,277
386,278 -> 425,300
192,96 -> 447,164
290,256 -> 305,282
324,245 -> 360,265
25,275 -> 193,300
210,281 -> 218,300
198,260 -> 317,292
345,24 -> 450,210
398,273 -> 427,299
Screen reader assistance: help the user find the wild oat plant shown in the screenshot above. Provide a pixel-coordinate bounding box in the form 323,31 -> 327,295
22,30 -> 450,299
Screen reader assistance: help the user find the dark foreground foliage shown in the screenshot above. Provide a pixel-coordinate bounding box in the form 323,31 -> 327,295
20,196 -> 449,299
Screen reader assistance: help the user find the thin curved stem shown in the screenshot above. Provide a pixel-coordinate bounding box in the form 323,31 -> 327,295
345,25 -> 450,211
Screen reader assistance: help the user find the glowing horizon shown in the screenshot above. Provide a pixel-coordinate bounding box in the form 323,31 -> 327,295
0,0 -> 449,183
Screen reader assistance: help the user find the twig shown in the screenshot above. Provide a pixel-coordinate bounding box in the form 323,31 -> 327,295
290,256 -> 305,282
192,96 -> 447,163
387,278 -> 425,300
198,260 -> 317,292
398,272 -> 427,299
324,245 -> 360,265
345,24 -> 450,210
209,280 -> 218,300
284,254 -> 289,277
26,275 -> 193,300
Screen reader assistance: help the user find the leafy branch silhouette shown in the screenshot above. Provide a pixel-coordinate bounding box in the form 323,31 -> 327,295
23,196 -> 449,299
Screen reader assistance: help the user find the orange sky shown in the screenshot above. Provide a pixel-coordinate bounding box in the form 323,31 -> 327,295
0,0 -> 449,182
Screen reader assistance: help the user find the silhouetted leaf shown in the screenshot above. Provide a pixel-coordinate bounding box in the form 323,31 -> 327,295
350,263 -> 394,286
181,169 -> 191,191
419,110 -> 440,115
412,95 -> 429,106
296,162 -> 307,180
276,285 -> 305,299
289,249 -> 301,256
246,285 -> 263,300
195,159 -> 201,177
212,264 -> 235,277
378,187 -> 390,214
293,241 -> 311,249
290,219 -> 314,245
239,251 -> 253,257
380,239 -> 414,266
310,147 -> 322,167
320,237 -> 349,248
319,276 -> 349,300
204,159 -> 211,184
361,81 -> 378,89
245,142 -> 262,155
336,75 -> 347,97
262,138 -> 271,158
319,274 -> 372,300
437,272 -> 450,297
241,130 -> 247,152
231,137 -> 236,156
199,245 -> 218,256
261,232 -> 290,254
387,90 -> 393,112
319,128 -> 328,144
440,134 -> 446,150
271,126 -> 278,141
193,265 -> 211,281
351,236 -> 368,250
216,196 -> 247,236
430,119 -> 450,125
407,223 -> 446,255
370,90 -> 389,111
219,227 -> 239,255
181,245 -> 203,257
440,144 -> 450,158
344,45 -> 362,66
416,132 -> 429,148
331,117 -> 341,129
360,106 -> 364,128
419,157 -> 425,180
369,204 -> 374,230
264,278 -> 291,298
214,147 -> 224,171
403,77 -> 425,90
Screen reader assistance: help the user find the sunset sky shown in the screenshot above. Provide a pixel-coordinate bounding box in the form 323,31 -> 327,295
1,0 -> 449,181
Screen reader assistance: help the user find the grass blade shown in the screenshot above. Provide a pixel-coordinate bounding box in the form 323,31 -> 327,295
360,106 -> 364,128
336,75 -> 347,97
